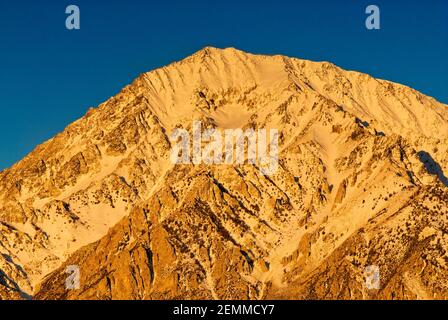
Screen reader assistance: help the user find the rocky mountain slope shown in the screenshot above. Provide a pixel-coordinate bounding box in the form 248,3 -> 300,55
1,47 -> 447,299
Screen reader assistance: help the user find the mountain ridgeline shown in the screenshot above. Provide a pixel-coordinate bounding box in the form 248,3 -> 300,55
0,47 -> 447,300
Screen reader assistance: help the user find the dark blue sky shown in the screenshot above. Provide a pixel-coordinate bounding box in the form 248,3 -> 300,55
0,0 -> 447,170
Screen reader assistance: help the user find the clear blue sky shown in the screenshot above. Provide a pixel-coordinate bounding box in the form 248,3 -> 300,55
0,0 -> 447,170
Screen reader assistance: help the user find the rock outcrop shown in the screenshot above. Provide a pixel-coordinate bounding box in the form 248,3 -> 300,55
1,47 -> 447,300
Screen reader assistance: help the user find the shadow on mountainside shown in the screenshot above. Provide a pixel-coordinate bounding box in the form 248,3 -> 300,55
417,151 -> 448,187
0,270 -> 32,300
0,254 -> 32,300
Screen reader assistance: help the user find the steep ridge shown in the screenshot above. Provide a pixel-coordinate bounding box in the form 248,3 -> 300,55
0,47 -> 447,299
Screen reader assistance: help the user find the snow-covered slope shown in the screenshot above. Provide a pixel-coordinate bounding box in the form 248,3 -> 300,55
1,47 -> 447,299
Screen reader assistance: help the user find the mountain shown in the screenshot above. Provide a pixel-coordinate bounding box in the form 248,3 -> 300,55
1,47 -> 447,300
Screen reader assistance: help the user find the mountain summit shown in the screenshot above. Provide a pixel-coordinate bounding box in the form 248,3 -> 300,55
1,47 -> 447,299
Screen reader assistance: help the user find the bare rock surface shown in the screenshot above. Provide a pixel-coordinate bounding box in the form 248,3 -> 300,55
1,47 -> 447,299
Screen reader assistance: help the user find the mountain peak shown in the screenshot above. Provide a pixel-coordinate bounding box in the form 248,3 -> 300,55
194,46 -> 245,54
1,47 -> 448,300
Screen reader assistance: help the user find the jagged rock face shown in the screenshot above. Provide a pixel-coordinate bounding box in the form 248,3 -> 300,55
1,47 -> 448,300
